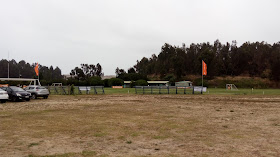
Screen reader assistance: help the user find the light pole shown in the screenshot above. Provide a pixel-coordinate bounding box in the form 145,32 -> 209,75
8,52 -> 9,78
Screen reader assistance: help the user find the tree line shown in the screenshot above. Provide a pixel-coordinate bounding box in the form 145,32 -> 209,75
0,59 -> 63,82
67,63 -> 104,86
129,40 -> 280,81
0,60 -> 105,86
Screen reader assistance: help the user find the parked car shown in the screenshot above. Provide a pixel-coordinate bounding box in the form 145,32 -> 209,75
25,85 -> 49,99
0,88 -> 9,103
0,86 -> 31,102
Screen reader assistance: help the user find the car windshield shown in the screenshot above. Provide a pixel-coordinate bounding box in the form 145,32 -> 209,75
10,87 -> 25,92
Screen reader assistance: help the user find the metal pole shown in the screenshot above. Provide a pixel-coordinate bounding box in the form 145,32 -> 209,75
8,52 -> 9,78
38,63 -> 39,82
201,60 -> 203,94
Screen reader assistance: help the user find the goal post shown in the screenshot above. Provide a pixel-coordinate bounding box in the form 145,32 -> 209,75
226,84 -> 238,90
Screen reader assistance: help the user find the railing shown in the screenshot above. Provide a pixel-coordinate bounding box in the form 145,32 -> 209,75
134,86 -> 197,94
47,86 -> 105,95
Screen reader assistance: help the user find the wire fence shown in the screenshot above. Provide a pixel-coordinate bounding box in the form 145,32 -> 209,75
47,86 -> 105,95
134,86 -> 199,94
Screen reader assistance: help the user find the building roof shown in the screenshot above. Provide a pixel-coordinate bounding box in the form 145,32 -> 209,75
0,78 -> 38,81
101,75 -> 116,80
147,81 -> 169,84
176,81 -> 192,83
124,81 -> 169,84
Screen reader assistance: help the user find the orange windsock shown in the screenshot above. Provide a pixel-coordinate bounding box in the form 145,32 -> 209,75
35,63 -> 39,76
202,60 -> 207,76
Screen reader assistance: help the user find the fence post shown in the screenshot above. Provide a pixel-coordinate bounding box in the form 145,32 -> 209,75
192,87 -> 194,94
143,86 -> 145,94
176,86 -> 178,94
168,86 -> 169,94
48,85 -> 51,94
135,87 -> 137,94
151,86 -> 153,94
78,86 -> 82,94
184,87 -> 186,94
94,86 -> 97,94
61,86 -> 66,95
159,86 -> 161,94
54,87 -> 58,94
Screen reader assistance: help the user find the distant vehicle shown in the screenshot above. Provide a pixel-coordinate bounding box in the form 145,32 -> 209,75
25,85 -> 49,99
0,88 -> 9,103
0,86 -> 31,102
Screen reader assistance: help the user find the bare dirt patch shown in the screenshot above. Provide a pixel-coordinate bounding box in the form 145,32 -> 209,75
0,94 -> 280,157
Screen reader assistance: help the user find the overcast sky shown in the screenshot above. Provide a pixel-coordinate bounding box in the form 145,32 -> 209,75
0,0 -> 279,75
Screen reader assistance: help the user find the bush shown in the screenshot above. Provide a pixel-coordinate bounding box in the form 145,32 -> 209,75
103,79 -> 109,87
206,77 -> 270,88
163,74 -> 176,86
67,78 -> 79,86
89,76 -> 104,86
193,78 -> 209,87
108,78 -> 124,86
135,80 -> 148,86
118,73 -> 148,81
130,81 -> 136,88
70,84 -> 75,95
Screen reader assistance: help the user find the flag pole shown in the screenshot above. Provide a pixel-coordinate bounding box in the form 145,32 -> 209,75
38,65 -> 39,80
201,60 -> 203,94
38,63 -> 39,86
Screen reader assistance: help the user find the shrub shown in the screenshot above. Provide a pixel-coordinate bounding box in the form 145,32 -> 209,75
135,80 -> 148,86
130,81 -> 136,88
89,76 -> 104,86
103,79 -> 109,87
70,84 -> 75,95
163,74 -> 176,86
108,78 -> 124,86
193,78 -> 209,87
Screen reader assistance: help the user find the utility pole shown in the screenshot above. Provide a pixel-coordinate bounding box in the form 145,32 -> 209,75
8,51 -> 9,78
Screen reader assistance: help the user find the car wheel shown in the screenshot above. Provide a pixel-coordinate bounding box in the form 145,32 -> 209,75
12,96 -> 17,102
31,94 -> 37,99
0,100 -> 6,103
43,96 -> 48,99
26,98 -> 30,101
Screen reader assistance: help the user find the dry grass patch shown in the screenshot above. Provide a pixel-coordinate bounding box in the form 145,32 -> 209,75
0,95 -> 280,156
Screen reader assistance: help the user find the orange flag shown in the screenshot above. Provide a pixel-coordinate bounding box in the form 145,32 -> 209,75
34,63 -> 39,76
202,60 -> 207,76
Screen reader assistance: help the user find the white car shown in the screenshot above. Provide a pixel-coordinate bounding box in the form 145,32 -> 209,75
25,85 -> 49,99
0,88 -> 9,103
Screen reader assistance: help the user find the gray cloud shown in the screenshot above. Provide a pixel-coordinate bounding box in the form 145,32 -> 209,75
0,0 -> 279,75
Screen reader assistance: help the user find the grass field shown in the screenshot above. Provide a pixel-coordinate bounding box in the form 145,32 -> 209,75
1,94 -> 280,156
103,88 -> 280,95
47,86 -> 280,95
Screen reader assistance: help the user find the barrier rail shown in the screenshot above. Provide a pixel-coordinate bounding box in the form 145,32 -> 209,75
134,86 -> 206,94
134,86 -> 195,94
47,86 -> 105,95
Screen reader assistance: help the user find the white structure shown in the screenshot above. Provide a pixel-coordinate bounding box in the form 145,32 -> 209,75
0,78 -> 41,86
226,84 -> 238,90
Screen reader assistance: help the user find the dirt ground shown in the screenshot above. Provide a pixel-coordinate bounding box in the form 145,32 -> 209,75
0,94 -> 280,157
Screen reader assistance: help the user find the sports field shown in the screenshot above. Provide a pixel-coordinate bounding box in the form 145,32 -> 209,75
104,88 -> 280,95
0,94 -> 280,156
